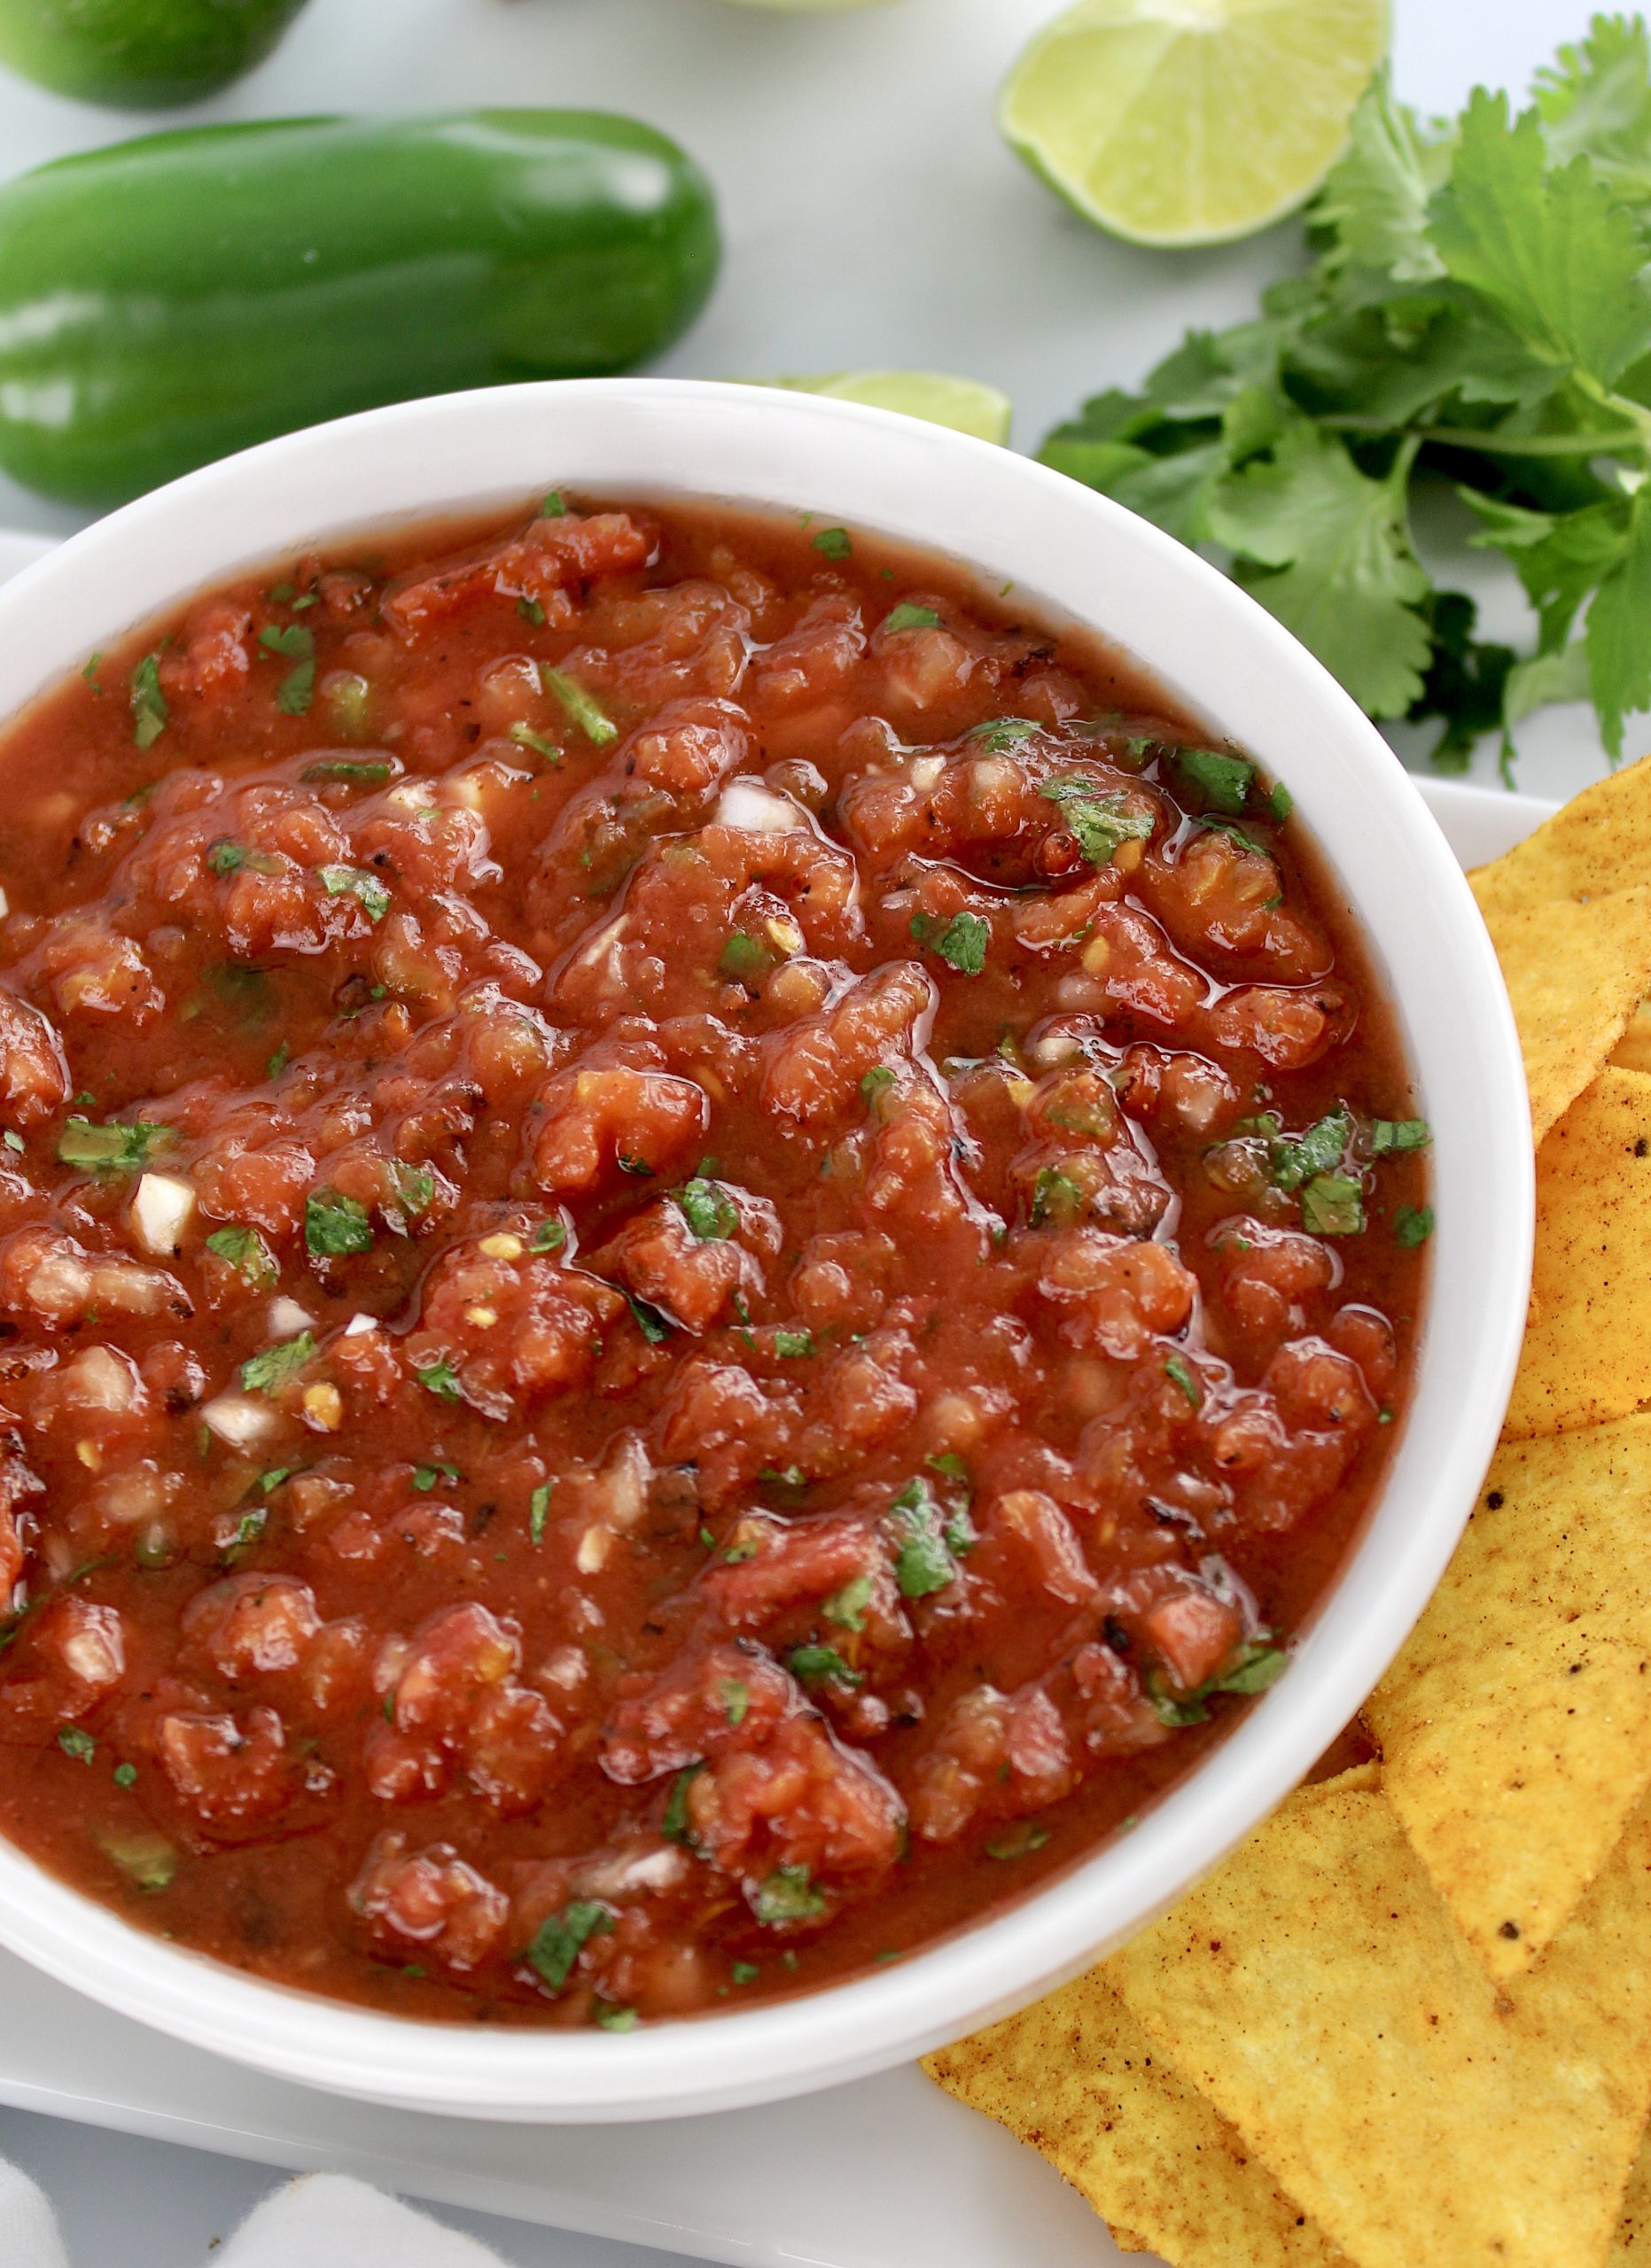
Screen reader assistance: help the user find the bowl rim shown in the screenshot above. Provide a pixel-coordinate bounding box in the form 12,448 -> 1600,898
0,376 -> 1534,2120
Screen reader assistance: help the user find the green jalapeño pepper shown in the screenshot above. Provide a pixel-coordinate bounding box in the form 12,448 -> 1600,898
0,112 -> 721,507
0,0 -> 311,109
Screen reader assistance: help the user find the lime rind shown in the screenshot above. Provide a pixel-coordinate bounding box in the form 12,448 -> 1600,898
743,371 -> 1013,446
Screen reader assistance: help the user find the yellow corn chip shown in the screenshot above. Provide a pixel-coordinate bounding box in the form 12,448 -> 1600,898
1366,1418 -> 1651,1975
1472,889 -> 1651,1144
1611,2129 -> 1651,2264
1612,1001 -> 1651,1076
1472,753 -> 1651,919
1107,1775 -> 1651,2268
924,1971 -> 1343,2267
1505,1070 -> 1651,1437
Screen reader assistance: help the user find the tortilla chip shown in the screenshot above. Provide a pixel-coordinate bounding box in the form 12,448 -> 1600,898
1365,1418 -> 1651,1977
1106,1775 -> 1651,2268
1612,1002 -> 1651,1077
1471,752 -> 1651,919
1504,1070 -> 1651,1437
1612,2130 -> 1651,2264
1473,890 -> 1651,1144
924,1971 -> 1344,2267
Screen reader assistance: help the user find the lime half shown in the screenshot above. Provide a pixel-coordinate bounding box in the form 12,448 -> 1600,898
1001,0 -> 1389,248
752,372 -> 1012,445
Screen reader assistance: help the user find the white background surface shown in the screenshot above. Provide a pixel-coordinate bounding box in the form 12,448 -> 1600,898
0,0 -> 1603,2259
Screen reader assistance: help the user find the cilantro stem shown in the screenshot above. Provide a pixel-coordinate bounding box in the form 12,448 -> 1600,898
1321,416 -> 1647,458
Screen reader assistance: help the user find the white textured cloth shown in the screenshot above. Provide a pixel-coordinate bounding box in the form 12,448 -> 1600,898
0,2159 -> 515,2267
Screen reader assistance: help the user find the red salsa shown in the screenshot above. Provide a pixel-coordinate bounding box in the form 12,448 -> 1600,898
0,496 -> 1428,2025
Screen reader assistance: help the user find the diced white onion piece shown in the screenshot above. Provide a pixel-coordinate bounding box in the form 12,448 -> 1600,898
129,1174 -> 195,1257
341,1311 -> 377,1337
62,1345 -> 138,1412
909,756 -> 945,790
605,1845 -> 689,1895
58,1612 -> 124,1685
595,1435 -> 650,1531
716,781 -> 805,834
269,1296 -> 315,1337
97,1462 -> 172,1526
0,884 -> 9,918
576,1525 -> 611,1574
201,1393 -> 278,1448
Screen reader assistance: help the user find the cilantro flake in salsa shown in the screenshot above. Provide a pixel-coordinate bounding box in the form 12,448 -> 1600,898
0,493 -> 1425,2032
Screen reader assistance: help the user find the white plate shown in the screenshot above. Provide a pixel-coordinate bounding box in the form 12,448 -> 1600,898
0,502 -> 1554,2261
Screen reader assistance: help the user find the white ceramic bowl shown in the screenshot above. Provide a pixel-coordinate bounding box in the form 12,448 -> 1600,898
0,379 -> 1533,2120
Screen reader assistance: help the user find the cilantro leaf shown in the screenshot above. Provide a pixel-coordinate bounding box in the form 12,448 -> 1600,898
1402,590 -> 1518,774
909,909 -> 989,974
824,1572 -> 872,1632
260,621 -> 316,715
1030,1166 -> 1084,1229
1464,493 -> 1631,656
318,865 -> 390,922
719,930 -> 775,984
985,1821 -> 1050,1860
1273,1106 -> 1354,1191
1369,1116 -> 1431,1154
305,1188 -> 374,1259
1535,15 -> 1651,196
884,603 -> 941,633
1312,68 -> 1448,283
626,1293 -> 674,1346
1038,775 -> 1154,866
662,1762 -> 703,1845
1208,423 -> 1432,719
1502,642 -> 1592,752
56,1118 -> 171,1175
1164,1351 -> 1201,1408
529,1481 -> 551,1543
129,652 -> 167,750
1034,41 -> 1651,772
890,1478 -> 957,1599
753,1865 -> 826,1926
787,1643 -> 864,1689
969,717 -> 1041,751
1149,1641 -> 1290,1727
301,757 -> 394,786
1300,1172 -> 1367,1237
205,1223 -> 277,1290
1395,1202 -> 1436,1247
674,1177 -> 737,1241
526,1900 -> 612,1993
1586,485 -> 1651,759
1171,746 -> 1254,814
240,1333 -> 315,1394
541,668 -> 618,746
1429,89 -> 1651,389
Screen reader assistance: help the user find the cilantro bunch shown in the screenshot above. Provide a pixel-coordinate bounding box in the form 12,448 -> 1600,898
1040,17 -> 1651,773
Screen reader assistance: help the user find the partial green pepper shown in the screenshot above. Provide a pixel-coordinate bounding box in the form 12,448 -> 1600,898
0,0 -> 310,108
0,112 -> 721,506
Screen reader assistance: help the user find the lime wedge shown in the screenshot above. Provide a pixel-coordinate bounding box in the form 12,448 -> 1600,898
751,372 -> 1012,446
1001,0 -> 1389,248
